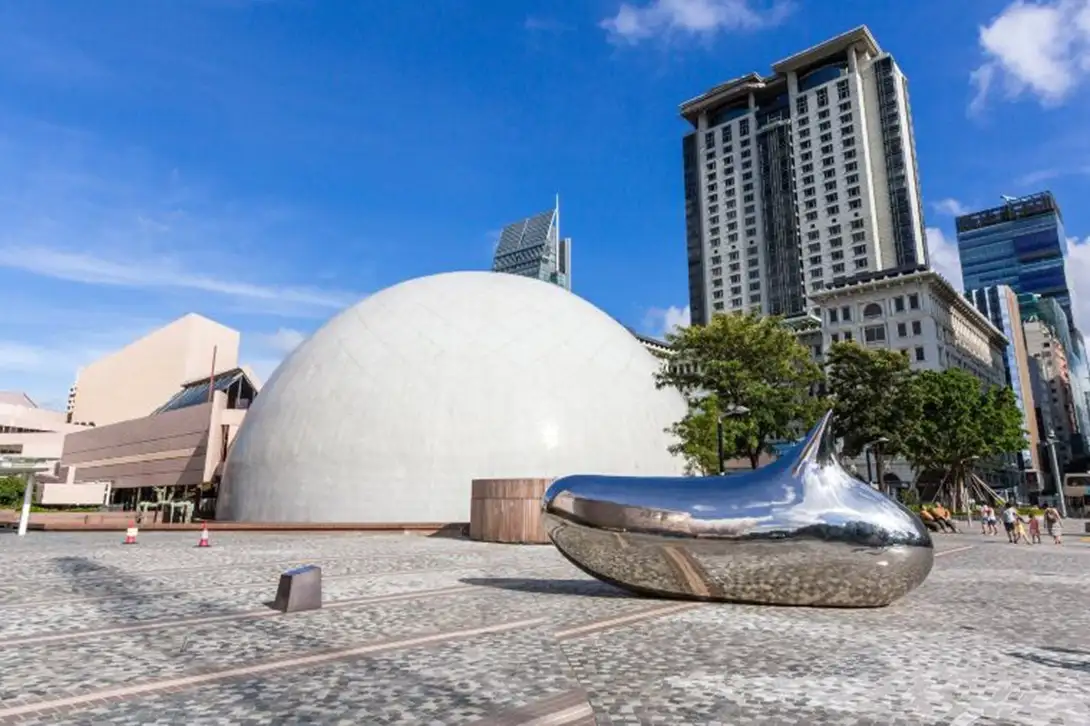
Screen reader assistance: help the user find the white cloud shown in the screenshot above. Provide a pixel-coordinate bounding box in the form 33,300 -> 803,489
644,304 -> 691,338
932,198 -> 969,216
258,327 -> 308,354
971,0 -> 1090,111
0,315 -> 170,407
1065,236 -> 1090,330
0,341 -> 49,373
601,0 -> 791,44
0,245 -> 355,315
926,227 -> 964,290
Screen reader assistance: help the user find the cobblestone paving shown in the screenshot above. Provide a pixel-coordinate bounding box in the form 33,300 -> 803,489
0,531 -> 1086,724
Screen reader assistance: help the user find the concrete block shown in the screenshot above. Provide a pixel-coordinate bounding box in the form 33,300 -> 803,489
272,565 -> 322,613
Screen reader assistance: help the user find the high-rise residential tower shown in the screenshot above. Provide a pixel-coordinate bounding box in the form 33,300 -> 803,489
965,285 -> 1042,488
680,26 -> 928,326
492,198 -> 572,291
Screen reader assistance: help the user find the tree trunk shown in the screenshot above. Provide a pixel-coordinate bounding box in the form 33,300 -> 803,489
748,451 -> 760,469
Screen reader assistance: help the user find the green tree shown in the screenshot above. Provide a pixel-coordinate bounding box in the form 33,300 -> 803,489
656,312 -> 825,470
825,342 -> 920,491
903,368 -> 1026,509
665,395 -> 720,476
0,475 -> 25,509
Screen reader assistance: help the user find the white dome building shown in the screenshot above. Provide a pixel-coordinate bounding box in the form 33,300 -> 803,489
218,271 -> 686,523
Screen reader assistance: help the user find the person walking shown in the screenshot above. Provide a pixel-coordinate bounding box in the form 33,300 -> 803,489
1012,513 -> 1030,544
1001,502 -> 1019,543
979,504 -> 998,535
1043,504 -> 1064,545
1027,510 -> 1042,544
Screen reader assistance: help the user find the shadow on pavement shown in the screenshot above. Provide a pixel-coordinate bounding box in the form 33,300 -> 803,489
1007,649 -> 1090,674
459,576 -> 635,599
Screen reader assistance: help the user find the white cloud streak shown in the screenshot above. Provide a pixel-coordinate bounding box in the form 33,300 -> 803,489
971,0 -> 1090,111
932,198 -> 969,216
601,0 -> 791,44
0,245 -> 355,313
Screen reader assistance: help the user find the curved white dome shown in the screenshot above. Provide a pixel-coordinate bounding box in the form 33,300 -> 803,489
219,271 -> 686,523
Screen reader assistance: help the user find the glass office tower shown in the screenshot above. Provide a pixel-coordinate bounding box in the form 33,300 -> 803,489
955,192 -> 1073,334
958,193 -> 1088,459
492,198 -> 571,291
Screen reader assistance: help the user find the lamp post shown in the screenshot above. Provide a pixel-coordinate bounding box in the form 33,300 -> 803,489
716,404 -> 750,475
862,437 -> 890,494
1045,430 -> 1067,517
0,456 -> 54,537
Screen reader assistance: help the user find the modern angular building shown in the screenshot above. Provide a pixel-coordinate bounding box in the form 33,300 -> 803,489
680,26 -> 929,326
965,286 -> 1041,486
492,198 -> 571,290
956,193 -> 1074,335
68,313 -> 241,427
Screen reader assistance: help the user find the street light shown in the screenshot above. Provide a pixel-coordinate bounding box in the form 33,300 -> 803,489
0,456 -> 54,537
862,437 -> 890,493
1045,430 -> 1067,518
717,404 -> 750,475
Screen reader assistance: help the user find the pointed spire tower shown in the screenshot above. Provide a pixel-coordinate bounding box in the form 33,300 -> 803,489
491,197 -> 572,291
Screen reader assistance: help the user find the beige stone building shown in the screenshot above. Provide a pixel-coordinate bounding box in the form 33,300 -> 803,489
68,313 -> 241,427
0,391 -> 88,459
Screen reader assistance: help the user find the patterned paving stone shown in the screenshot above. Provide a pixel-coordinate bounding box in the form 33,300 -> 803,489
0,530 -> 1085,724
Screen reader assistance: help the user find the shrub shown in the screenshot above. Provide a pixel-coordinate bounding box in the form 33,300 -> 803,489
0,475 -> 25,508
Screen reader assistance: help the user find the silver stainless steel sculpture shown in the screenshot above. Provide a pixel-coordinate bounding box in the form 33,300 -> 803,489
542,411 -> 933,607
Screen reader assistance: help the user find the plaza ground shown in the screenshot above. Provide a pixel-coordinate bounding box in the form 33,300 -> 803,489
0,531 -> 1087,725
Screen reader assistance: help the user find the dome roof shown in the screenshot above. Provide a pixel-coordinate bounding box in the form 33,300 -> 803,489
218,271 -> 685,523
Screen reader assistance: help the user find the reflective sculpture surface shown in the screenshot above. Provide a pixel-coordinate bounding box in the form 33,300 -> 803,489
542,411 -> 933,607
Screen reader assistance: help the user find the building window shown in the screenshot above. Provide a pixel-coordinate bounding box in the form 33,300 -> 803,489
864,324 -> 886,343
915,346 -> 925,362
832,263 -> 845,273
912,320 -> 922,335
851,219 -> 865,230
897,322 -> 907,337
830,333 -> 839,342
816,88 -> 828,106
893,295 -> 904,312
844,331 -> 853,342
841,306 -> 852,322
863,302 -> 883,319
908,293 -> 920,310
828,308 -> 838,323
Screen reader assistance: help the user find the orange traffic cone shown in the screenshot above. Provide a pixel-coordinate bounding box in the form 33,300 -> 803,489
123,521 -> 138,545
196,524 -> 211,548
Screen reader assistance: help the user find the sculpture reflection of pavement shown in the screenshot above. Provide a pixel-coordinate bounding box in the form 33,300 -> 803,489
542,411 -> 934,607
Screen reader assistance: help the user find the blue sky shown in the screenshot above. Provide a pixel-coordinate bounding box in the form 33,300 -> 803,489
1,0 -> 1088,408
